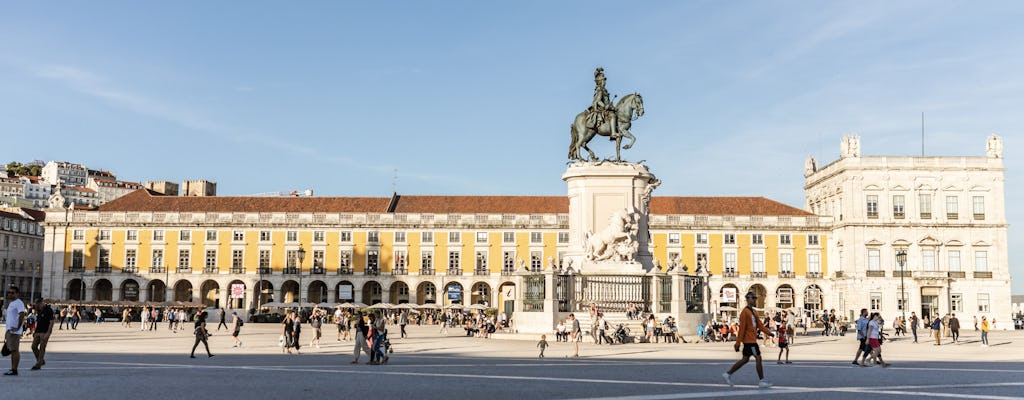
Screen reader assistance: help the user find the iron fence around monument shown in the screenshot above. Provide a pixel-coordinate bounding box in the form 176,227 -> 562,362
659,276 -> 672,313
684,275 -> 705,313
565,275 -> 652,313
523,274 -> 545,312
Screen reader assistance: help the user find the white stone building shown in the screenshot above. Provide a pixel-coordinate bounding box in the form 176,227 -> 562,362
87,178 -> 143,204
41,161 -> 88,187
0,207 -> 46,301
20,176 -> 53,208
805,134 -> 1012,329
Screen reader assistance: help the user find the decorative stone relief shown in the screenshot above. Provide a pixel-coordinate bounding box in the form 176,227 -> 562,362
986,134 -> 1003,158
584,209 -> 640,262
841,134 -> 861,158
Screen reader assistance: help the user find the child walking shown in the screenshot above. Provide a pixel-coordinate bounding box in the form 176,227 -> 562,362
537,334 -> 549,358
776,324 -> 791,364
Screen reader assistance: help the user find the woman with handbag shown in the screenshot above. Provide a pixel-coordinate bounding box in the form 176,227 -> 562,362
190,311 -> 213,358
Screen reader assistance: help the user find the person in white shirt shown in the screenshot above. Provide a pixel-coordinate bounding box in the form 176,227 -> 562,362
5,286 -> 28,375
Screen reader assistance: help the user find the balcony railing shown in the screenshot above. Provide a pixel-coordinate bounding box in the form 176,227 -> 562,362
750,272 -> 767,278
258,267 -> 272,275
96,266 -> 111,273
866,270 -> 886,277
122,267 -> 138,273
283,267 -> 299,275
365,268 -> 380,276
447,268 -> 462,276
806,272 -> 822,278
947,271 -> 966,278
230,267 -> 245,274
392,268 -> 408,276
204,267 -> 218,274
973,271 -> 993,279
892,270 -> 912,278
419,268 -> 434,276
311,267 -> 325,275
501,268 -> 516,276
947,213 -> 958,220
973,213 -> 985,220
778,271 -> 794,279
337,267 -> 353,275
176,267 -> 191,273
150,266 -> 165,274
722,271 -> 738,278
475,268 -> 489,276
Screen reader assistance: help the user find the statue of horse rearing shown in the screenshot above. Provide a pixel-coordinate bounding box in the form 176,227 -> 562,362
568,93 -> 644,161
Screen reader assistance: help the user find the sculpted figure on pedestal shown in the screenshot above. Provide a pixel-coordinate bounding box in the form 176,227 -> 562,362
987,134 -> 1003,158
841,135 -> 861,158
568,67 -> 645,162
584,209 -> 640,262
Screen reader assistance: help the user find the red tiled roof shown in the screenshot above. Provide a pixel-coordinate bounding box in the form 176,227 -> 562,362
97,190 -> 811,216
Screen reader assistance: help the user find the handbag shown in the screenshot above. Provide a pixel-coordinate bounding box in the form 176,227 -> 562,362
1,343 -> 10,357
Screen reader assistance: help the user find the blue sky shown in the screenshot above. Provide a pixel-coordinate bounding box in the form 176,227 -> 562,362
2,2 -> 1022,292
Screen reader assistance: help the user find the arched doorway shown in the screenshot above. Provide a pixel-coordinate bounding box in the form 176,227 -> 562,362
121,279 -> 140,301
498,281 -> 515,315
719,283 -> 739,315
227,280 -> 246,309
147,279 -> 166,302
804,284 -> 824,313
307,280 -> 328,303
336,281 -> 354,303
281,280 -> 299,303
471,282 -> 491,306
256,280 -> 274,306
443,282 -> 463,305
362,281 -> 382,305
416,282 -> 436,304
776,285 -> 794,309
68,279 -> 85,301
174,280 -> 193,302
746,284 -> 767,309
389,281 -> 410,304
94,279 -> 113,301
200,280 -> 220,308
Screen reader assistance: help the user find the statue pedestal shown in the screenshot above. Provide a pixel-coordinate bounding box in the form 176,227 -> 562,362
562,162 -> 659,274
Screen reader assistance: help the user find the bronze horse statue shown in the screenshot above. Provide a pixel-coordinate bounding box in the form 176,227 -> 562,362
568,93 -> 644,161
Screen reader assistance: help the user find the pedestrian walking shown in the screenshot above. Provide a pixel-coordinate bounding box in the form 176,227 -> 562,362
569,313 -> 581,358
909,312 -> 919,343
931,316 -> 943,345
230,311 -> 243,348
722,292 -> 773,389
190,311 -> 213,358
335,308 -> 346,341
29,298 -> 55,371
351,311 -> 372,364
864,313 -> 889,367
537,334 -> 548,358
980,316 -> 990,347
309,309 -> 323,349
369,311 -> 388,364
974,316 -> 979,331
852,308 -> 870,366
399,310 -> 409,339
94,308 -> 102,324
776,323 -> 791,364
4,286 -> 28,375
216,308 -> 228,331
70,306 -> 80,330
949,314 -> 960,343
140,306 -> 149,331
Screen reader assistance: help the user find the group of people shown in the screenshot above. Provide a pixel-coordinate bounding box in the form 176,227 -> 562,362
3,287 -> 55,376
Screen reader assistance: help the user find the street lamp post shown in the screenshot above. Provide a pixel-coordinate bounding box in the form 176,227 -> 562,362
257,262 -> 264,310
297,245 -> 306,304
896,249 -> 908,322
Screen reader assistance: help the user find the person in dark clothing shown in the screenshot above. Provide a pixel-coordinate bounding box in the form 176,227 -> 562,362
949,314 -> 961,343
31,298 -> 56,370
216,308 -> 228,331
351,311 -> 372,364
281,312 -> 295,354
909,312 -> 919,343
291,311 -> 302,354
190,311 -> 213,358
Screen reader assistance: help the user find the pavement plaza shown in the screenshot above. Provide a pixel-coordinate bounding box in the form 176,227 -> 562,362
3,323 -> 1023,399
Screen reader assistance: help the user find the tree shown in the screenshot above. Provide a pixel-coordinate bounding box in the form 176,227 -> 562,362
5,161 -> 43,177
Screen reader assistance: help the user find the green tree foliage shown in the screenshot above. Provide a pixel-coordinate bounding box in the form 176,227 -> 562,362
5,161 -> 43,177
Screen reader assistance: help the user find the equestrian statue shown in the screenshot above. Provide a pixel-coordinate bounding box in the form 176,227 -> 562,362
568,67 -> 645,162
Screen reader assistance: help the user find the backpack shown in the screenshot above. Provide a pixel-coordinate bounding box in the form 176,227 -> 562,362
237,319 -> 244,327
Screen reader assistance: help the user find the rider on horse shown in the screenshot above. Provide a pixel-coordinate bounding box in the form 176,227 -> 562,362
588,67 -> 619,139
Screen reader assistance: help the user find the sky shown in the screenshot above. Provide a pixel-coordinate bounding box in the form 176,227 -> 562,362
1,2 -> 1022,292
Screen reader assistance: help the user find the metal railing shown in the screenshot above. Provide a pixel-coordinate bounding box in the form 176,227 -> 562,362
122,267 -> 137,273
866,270 -> 885,277
283,267 -> 299,275
365,268 -> 380,276
807,272 -> 822,278
569,274 -> 652,313
311,267 -> 325,275
230,267 -> 245,274
392,268 -> 408,275
751,272 -> 767,278
337,267 -> 353,275
779,271 -> 794,278
524,274 -> 545,312
419,268 -> 434,276
474,268 -> 489,276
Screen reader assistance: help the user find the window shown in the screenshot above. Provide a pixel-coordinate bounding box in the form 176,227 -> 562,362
919,194 -> 932,219
948,250 -> 961,271
420,251 -> 433,274
149,249 -> 163,271
127,230 -> 138,241
724,253 -> 737,275
476,232 -> 488,243
951,294 -> 962,312
394,231 -> 406,243
558,232 -> 570,244
125,249 -> 137,271
475,251 -> 488,274
977,293 -> 990,313
260,231 -> 271,242
922,249 -> 936,271
870,292 -> 882,311
179,230 -> 191,242
99,230 -> 111,241
530,251 -> 542,272
448,232 -> 460,243
392,250 -> 405,271
232,250 -> 243,270
228,231 -> 242,242
178,250 -> 190,270
723,234 -> 736,245
808,235 -> 819,246
338,250 -> 351,268
780,253 -> 793,274
974,251 -> 988,272
892,195 -> 905,219
502,251 -> 516,274
259,250 -> 271,270
286,231 -> 298,242
752,253 -> 765,273
868,249 -> 881,271
530,232 -> 543,244
206,230 -> 217,241
780,234 -> 792,245
897,292 -> 908,311
946,196 -> 958,219
205,250 -> 217,271
696,233 -> 708,244
339,231 -> 352,242
751,234 -> 763,245
365,231 -> 379,243
286,250 -> 298,269
668,233 -> 680,244
448,251 -> 461,274
866,195 -> 879,218
367,250 -> 379,274
72,250 -> 84,269
808,253 -> 821,273
313,231 -> 325,242
503,232 -> 515,244
313,250 -> 325,270
98,248 -> 110,268
420,232 -> 433,243
73,230 -> 84,240
972,196 -> 985,220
